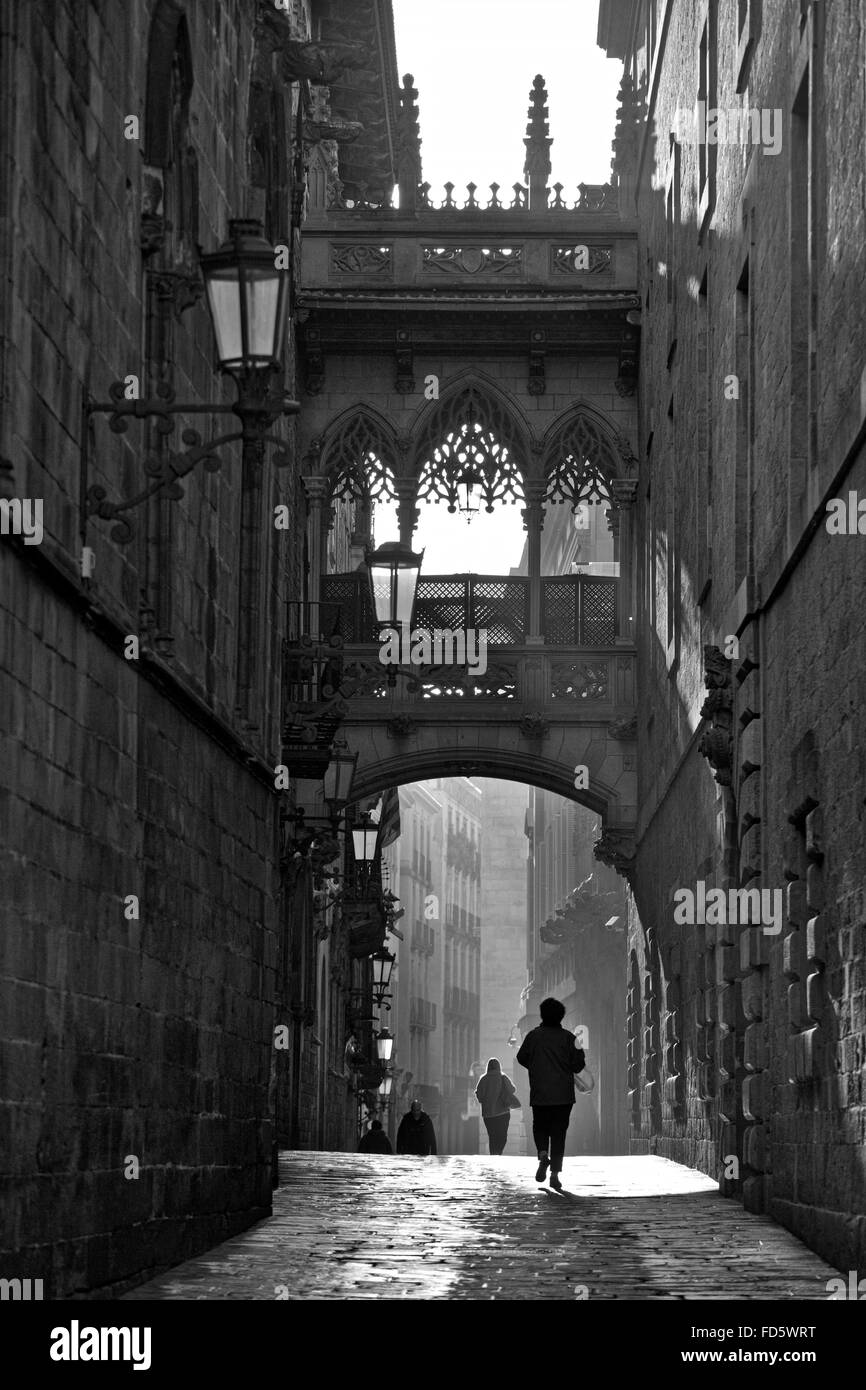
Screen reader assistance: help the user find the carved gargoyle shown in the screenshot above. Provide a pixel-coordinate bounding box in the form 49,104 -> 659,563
593,830 -> 636,881
699,645 -> 734,786
256,12 -> 373,84
303,119 -> 364,145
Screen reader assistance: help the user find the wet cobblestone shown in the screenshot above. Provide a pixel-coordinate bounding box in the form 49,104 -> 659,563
122,1153 -> 841,1301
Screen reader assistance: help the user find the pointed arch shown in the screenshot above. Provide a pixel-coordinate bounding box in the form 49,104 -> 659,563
541,405 -> 632,511
410,373 -> 532,513
144,1 -> 193,166
318,405 -> 399,503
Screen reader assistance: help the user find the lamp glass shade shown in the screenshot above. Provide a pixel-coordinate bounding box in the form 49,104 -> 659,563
365,541 -> 424,630
378,1075 -> 393,1097
323,748 -> 358,810
376,1028 -> 394,1062
352,822 -> 379,863
201,219 -> 288,374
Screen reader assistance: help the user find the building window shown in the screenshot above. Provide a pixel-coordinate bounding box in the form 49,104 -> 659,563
789,67 -> 814,501
665,137 -> 681,367
736,0 -> 761,93
734,252 -> 752,585
696,268 -> 711,603
697,2 -> 717,236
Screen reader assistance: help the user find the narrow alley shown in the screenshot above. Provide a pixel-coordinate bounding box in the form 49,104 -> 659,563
124,1153 -> 836,1302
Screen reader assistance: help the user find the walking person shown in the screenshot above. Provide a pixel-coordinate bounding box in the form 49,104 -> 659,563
358,1119 -> 393,1154
396,1099 -> 438,1155
474,1058 -> 520,1155
516,997 -> 586,1191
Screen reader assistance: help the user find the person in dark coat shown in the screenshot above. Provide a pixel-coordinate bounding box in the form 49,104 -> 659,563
396,1099 -> 437,1155
358,1119 -> 393,1154
475,1058 -> 519,1155
516,997 -> 586,1190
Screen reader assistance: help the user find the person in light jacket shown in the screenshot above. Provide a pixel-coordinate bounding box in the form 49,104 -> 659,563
516,997 -> 586,1191
474,1058 -> 518,1155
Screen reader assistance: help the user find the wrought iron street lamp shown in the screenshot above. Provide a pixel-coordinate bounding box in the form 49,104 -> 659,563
365,540 -> 424,631
376,1027 -> 394,1062
322,746 -> 359,822
370,948 -> 396,1011
84,218 -> 298,544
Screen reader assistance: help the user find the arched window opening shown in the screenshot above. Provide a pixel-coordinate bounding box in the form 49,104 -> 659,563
542,413 -> 620,579
142,3 -> 198,265
415,385 -> 525,517
320,412 -> 398,574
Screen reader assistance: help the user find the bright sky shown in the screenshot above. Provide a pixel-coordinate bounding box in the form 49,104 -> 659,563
374,1 -> 622,573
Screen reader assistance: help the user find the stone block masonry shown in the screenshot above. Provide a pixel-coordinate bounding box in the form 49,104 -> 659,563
598,0 -> 866,1273
1,546 -> 281,1297
0,0 -> 317,1296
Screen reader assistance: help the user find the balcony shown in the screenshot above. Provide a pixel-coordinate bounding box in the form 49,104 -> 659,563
318,572 -> 618,647
445,986 -> 480,1019
410,997 -> 437,1031
411,922 -> 436,956
284,574 -> 635,728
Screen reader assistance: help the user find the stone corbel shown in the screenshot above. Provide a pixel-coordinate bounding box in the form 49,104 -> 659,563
608,714 -> 637,740
146,267 -> 205,319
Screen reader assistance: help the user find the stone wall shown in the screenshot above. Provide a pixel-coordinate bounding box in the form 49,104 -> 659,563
603,0 -> 866,1271
0,0 -> 313,1295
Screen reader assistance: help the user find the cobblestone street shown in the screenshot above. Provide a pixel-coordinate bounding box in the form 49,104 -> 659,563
124,1154 -> 839,1301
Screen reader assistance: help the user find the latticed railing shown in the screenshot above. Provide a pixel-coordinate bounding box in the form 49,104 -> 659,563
315,573 -> 617,646
541,577 -> 617,646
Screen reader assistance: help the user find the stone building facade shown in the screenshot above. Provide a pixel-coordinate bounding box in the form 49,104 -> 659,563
382,777 -> 481,1153
0,0 -> 398,1296
598,0 -> 866,1271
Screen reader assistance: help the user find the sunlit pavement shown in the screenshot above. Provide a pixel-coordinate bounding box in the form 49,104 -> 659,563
123,1152 -> 839,1301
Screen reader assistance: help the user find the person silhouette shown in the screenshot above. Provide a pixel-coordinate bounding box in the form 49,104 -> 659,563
516,997 -> 586,1191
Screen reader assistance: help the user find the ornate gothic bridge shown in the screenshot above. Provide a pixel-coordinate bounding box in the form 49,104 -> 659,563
284,76 -> 640,864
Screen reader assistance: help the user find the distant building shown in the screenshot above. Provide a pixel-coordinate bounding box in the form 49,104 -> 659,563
382,778 -> 481,1152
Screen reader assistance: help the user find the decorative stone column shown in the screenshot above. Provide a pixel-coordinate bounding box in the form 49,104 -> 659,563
607,478 -> 638,643
520,481 -> 546,642
395,476 -> 420,548
302,473 -> 330,609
